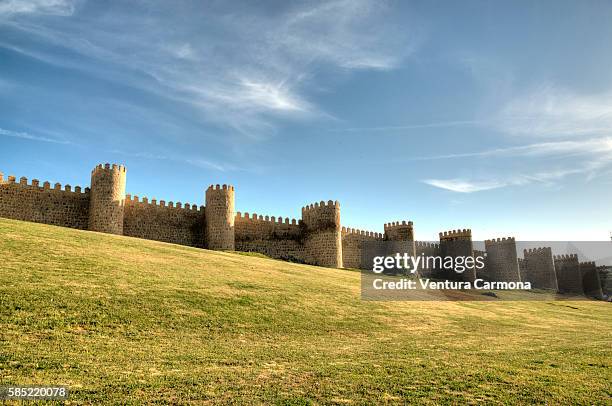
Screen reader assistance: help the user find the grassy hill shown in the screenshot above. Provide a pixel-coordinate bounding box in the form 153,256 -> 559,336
0,218 -> 610,404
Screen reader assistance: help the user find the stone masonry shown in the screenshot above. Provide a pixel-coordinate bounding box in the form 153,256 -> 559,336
520,248 -> 558,290
0,163 -> 607,297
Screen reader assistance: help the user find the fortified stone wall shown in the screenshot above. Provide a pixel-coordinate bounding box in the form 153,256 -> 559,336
302,201 -> 342,268
234,212 -> 305,263
474,249 -> 488,279
205,184 -> 235,251
1,163 -> 609,287
439,229 -> 476,282
123,195 -> 205,247
415,241 -> 441,277
384,221 -> 414,241
341,227 -> 383,269
88,164 -> 126,235
520,247 -> 558,290
484,237 -> 521,282
579,261 -> 603,299
598,268 -> 611,297
554,254 -> 583,294
0,174 -> 90,229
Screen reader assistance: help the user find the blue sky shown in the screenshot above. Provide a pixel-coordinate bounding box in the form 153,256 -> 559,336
1,0 -> 612,240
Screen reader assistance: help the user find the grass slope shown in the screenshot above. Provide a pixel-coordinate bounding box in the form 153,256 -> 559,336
0,218 -> 610,404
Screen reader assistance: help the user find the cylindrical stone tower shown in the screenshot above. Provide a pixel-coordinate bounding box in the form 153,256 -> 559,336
484,237 -> 521,282
302,200 -> 342,268
88,163 -> 127,235
205,184 -> 235,250
439,229 -> 477,283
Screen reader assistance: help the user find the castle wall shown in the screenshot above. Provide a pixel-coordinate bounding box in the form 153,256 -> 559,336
439,229 -> 476,282
474,249 -> 488,279
484,237 -> 521,282
579,261 -> 603,299
302,201 -> 342,268
415,241 -> 441,277
598,269 -> 611,297
554,255 -> 583,294
520,248 -> 557,290
384,221 -> 414,241
234,212 -> 305,262
205,185 -> 235,251
0,174 -> 90,229
341,227 -> 383,269
123,195 -> 205,247
88,164 -> 126,235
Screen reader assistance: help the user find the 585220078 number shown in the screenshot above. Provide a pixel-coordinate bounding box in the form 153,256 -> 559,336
0,386 -> 69,400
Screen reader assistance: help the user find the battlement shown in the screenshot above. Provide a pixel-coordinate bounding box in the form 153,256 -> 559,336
384,220 -> 414,241
301,200 -> 340,213
580,261 -> 596,267
91,163 -> 127,175
0,172 -> 89,195
439,229 -> 472,240
125,194 -> 204,212
554,254 -> 579,261
207,184 -> 235,192
523,247 -> 552,256
301,200 -> 341,231
383,220 -> 414,229
341,227 -> 383,239
484,236 -> 515,246
236,211 -> 300,226
415,241 -> 440,249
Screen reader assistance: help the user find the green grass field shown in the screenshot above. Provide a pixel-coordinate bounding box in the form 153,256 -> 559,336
1,218 -> 610,404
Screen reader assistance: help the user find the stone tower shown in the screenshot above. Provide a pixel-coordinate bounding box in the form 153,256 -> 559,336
88,163 -> 127,235
484,237 -> 521,282
439,229 -> 476,283
205,184 -> 235,250
384,221 -> 414,241
302,200 -> 342,268
579,261 -> 603,299
521,247 -> 557,290
384,221 -> 417,274
554,254 -> 582,295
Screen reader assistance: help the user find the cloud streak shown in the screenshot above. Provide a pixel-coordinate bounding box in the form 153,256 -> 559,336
494,84 -> 612,137
0,127 -> 69,144
411,137 -> 612,161
0,0 -> 76,17
421,136 -> 612,192
1,0 -> 413,138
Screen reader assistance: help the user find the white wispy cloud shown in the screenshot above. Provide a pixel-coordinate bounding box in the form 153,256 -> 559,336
0,127 -> 69,144
328,120 -> 483,132
110,150 -> 236,173
422,179 -> 504,193
411,137 -> 612,161
494,84 -> 612,137
0,0 -> 413,138
421,136 -> 612,192
0,0 -> 76,17
423,167 -> 588,193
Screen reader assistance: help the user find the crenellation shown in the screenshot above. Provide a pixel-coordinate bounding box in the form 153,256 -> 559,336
579,261 -> 603,298
0,162 -> 607,290
439,228 -> 476,282
520,246 -> 557,290
484,236 -> 520,282
384,220 -> 414,241
554,254 -> 582,294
